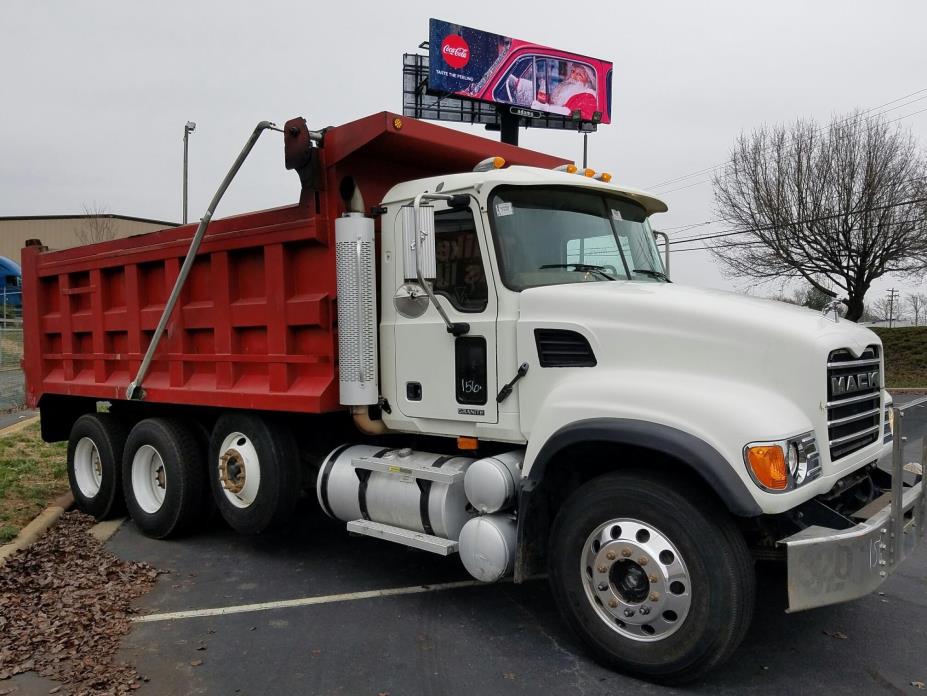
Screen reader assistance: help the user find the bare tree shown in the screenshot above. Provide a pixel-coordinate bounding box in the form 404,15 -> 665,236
74,204 -> 116,245
711,112 -> 927,321
792,284 -> 834,311
872,296 -> 905,325
907,293 -> 927,326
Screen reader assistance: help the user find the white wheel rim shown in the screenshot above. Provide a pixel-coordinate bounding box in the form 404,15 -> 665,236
217,432 -> 261,509
580,518 -> 692,643
132,444 -> 168,514
74,437 -> 103,498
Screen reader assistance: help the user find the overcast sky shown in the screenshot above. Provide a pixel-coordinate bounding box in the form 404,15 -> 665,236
2,1 -> 926,300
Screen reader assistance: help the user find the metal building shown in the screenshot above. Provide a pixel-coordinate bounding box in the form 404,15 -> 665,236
0,214 -> 177,264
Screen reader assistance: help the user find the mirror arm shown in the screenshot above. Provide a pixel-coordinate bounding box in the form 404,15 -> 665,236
652,230 -> 671,278
413,192 -> 470,336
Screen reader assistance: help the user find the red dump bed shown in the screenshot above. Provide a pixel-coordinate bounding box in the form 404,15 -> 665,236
21,111 -> 567,414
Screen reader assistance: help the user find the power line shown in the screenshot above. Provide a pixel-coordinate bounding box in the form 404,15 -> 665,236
672,216 -> 923,254
661,174 -> 927,244
660,196 -> 927,252
644,88 -> 927,193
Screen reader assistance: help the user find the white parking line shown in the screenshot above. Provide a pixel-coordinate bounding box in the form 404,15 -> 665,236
132,578 -> 499,623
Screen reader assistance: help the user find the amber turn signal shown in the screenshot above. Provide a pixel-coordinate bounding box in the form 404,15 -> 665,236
457,436 -> 479,450
746,445 -> 788,490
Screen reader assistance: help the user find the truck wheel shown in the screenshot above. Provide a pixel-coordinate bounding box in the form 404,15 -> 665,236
67,413 -> 127,520
208,413 -> 298,534
548,470 -> 755,684
122,418 -> 206,539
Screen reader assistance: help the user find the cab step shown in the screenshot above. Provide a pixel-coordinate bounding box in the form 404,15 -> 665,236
352,455 -> 465,484
346,519 -> 459,555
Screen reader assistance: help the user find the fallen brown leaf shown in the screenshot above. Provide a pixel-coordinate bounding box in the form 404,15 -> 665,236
0,512 -> 162,695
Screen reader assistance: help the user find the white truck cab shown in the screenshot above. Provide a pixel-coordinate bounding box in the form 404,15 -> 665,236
317,161 -> 921,682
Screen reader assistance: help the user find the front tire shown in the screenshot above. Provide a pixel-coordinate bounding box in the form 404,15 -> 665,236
548,470 -> 755,684
67,413 -> 127,520
122,418 -> 206,539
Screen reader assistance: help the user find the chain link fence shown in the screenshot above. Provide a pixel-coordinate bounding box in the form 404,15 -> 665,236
0,314 -> 24,411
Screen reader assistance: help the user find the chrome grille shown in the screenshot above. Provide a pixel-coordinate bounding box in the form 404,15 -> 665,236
826,346 -> 881,461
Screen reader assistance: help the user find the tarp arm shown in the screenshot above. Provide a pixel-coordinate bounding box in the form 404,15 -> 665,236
126,121 -> 282,400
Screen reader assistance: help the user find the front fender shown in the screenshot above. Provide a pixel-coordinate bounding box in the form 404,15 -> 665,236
527,417 -> 761,517
521,369 -> 820,516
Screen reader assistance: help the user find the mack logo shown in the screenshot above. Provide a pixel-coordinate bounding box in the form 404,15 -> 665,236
831,371 -> 879,396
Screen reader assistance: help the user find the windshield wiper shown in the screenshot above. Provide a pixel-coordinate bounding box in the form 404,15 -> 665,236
632,268 -> 670,282
540,264 -> 616,280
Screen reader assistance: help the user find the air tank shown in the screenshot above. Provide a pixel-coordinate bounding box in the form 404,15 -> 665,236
464,451 -> 524,513
458,514 -> 517,583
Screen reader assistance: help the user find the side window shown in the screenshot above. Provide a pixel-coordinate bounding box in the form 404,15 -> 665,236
434,208 -> 488,313
492,56 -> 535,106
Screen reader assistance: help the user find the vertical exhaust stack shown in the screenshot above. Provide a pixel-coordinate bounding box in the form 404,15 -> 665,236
335,178 -> 378,406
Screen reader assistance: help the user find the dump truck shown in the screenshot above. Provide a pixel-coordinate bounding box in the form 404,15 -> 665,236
21,112 -> 925,682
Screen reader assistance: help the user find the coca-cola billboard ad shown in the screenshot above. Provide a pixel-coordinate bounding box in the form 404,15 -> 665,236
428,18 -> 612,124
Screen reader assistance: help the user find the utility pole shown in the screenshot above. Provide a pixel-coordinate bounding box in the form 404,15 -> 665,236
183,121 -> 197,224
886,288 -> 900,328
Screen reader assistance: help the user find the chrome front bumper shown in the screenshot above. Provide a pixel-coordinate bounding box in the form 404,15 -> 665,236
781,404 -> 926,612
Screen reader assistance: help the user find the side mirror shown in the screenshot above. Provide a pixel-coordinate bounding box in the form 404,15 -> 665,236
402,204 -> 436,281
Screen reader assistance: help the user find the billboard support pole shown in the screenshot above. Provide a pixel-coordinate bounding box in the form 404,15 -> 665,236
499,109 -> 520,146
583,133 -> 588,169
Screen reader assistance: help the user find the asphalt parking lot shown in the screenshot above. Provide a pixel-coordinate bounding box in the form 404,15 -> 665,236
92,491 -> 926,696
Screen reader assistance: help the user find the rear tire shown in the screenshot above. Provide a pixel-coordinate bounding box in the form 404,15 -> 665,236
208,413 -> 299,534
122,418 -> 206,539
548,470 -> 755,684
67,413 -> 127,520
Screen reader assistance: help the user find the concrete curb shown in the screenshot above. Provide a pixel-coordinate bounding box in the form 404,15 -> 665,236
0,414 -> 40,437
0,492 -> 74,569
889,388 -> 927,394
90,517 -> 125,543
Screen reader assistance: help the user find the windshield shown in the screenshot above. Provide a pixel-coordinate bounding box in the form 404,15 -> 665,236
488,186 -> 665,291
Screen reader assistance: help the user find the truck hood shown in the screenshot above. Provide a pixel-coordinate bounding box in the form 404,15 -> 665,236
519,281 -> 878,360
517,281 -> 884,470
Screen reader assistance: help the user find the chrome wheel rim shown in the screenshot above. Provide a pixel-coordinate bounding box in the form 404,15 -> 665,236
580,518 -> 692,642
217,432 -> 261,508
74,437 -> 103,498
132,444 -> 167,514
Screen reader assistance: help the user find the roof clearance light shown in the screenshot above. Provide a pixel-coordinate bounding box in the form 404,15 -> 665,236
555,164 -> 578,174
596,172 -> 612,183
474,156 -> 506,172
583,168 -> 595,177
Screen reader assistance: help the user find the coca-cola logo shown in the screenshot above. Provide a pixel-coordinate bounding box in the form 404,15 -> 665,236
441,34 -> 470,69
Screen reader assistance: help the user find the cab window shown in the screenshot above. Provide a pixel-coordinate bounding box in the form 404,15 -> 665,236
433,208 -> 488,312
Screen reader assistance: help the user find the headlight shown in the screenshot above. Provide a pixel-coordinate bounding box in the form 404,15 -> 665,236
744,431 -> 821,492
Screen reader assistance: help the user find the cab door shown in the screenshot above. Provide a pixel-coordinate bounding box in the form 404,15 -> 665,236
392,203 -> 498,424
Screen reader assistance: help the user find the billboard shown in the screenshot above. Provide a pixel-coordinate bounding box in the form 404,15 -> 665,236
428,18 -> 612,124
